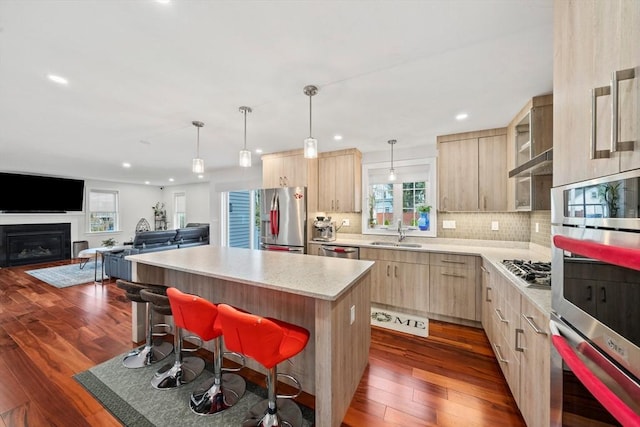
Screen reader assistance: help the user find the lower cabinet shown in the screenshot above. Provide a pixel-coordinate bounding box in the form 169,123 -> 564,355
482,261 -> 550,427
429,252 -> 480,321
360,247 -> 429,312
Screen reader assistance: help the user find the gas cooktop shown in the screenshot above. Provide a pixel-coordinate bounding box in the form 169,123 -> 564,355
501,259 -> 551,289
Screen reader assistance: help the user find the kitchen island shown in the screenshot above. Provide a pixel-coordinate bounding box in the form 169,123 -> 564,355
126,245 -> 374,427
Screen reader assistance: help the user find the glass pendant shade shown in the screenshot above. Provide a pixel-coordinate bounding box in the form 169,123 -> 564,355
192,158 -> 204,174
388,139 -> 397,181
304,137 -> 318,159
303,85 -> 319,159
239,149 -> 251,167
388,168 -> 397,181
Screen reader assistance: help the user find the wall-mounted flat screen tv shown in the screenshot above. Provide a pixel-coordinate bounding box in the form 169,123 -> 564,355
0,172 -> 85,212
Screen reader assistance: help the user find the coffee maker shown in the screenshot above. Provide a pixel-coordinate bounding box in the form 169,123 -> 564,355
312,216 -> 336,241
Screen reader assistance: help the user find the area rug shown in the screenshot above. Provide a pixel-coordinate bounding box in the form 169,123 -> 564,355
370,306 -> 429,337
74,352 -> 314,426
26,261 -> 105,288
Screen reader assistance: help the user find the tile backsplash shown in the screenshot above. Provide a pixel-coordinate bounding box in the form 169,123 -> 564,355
334,210 -> 552,247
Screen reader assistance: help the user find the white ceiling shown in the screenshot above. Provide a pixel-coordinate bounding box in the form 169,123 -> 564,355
0,0 -> 553,186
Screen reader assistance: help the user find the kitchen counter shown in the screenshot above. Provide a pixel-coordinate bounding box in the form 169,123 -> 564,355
312,236 -> 552,314
126,245 -> 373,427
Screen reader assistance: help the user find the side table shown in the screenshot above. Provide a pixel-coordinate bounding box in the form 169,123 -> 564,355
78,245 -> 127,284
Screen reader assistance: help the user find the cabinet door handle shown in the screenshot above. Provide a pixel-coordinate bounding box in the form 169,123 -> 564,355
394,265 -> 398,278
441,259 -> 466,265
587,285 -> 593,301
600,286 -> 607,303
590,85 -> 612,159
521,314 -> 547,335
485,286 -> 492,303
480,265 -> 487,273
442,272 -> 465,278
611,68 -> 636,153
386,265 -> 390,277
336,199 -> 340,211
493,343 -> 508,363
331,200 -> 334,211
279,177 -> 283,187
495,308 -> 508,323
515,328 -> 525,352
283,176 -> 288,186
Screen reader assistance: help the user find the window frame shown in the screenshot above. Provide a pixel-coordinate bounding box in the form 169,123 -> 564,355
362,158 -> 437,238
173,192 -> 186,229
87,188 -> 119,234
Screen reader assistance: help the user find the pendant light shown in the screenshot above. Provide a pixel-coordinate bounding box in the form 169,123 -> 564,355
238,106 -> 252,167
303,84 -> 318,158
191,120 -> 205,174
388,139 -> 397,181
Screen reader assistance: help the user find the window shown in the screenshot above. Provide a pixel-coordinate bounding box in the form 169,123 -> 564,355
88,189 -> 118,233
173,192 -> 186,229
363,158 -> 437,237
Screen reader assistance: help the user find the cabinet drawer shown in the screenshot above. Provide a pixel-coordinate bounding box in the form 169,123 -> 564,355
429,265 -> 477,320
360,247 -> 429,264
430,252 -> 479,268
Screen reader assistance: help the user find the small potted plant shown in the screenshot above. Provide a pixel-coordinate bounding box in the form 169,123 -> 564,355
416,204 -> 431,231
101,238 -> 117,248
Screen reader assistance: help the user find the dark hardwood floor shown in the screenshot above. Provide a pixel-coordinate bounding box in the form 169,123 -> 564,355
0,260 -> 525,427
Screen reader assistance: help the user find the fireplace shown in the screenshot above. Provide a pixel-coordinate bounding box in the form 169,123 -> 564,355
0,223 -> 71,267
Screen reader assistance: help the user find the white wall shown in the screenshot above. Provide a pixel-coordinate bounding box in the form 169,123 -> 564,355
0,178 -> 210,248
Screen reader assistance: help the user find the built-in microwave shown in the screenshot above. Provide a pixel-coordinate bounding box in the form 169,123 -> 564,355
550,170 -> 640,426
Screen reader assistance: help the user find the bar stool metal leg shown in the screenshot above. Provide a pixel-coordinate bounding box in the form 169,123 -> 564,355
242,365 -> 303,427
189,337 -> 247,415
122,302 -> 173,368
151,326 -> 205,390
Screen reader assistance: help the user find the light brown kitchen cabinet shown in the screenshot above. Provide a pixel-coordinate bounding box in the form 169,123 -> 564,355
318,148 -> 362,213
554,0 -> 639,186
262,149 -> 311,188
518,294 -> 551,427
481,260 -> 550,427
438,128 -> 507,211
359,247 -> 429,312
429,253 -> 481,321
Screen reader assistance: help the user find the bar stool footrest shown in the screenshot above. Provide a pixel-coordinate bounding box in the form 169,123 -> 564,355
275,373 -> 302,400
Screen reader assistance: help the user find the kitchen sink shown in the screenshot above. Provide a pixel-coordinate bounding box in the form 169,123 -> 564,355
369,241 -> 422,248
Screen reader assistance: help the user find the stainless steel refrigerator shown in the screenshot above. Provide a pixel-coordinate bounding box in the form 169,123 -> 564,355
259,186 -> 307,253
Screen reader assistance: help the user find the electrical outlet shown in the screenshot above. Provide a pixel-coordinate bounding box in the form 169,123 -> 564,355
350,305 -> 356,325
491,221 -> 499,231
442,220 -> 456,229
342,219 -> 350,226
535,222 -> 539,233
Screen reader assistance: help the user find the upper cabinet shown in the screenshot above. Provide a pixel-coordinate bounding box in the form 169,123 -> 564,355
262,149 -> 316,188
318,148 -> 362,213
507,95 -> 553,211
554,0 -> 639,186
438,128 -> 507,211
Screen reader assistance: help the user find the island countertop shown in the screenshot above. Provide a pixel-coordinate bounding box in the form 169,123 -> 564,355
126,245 -> 374,301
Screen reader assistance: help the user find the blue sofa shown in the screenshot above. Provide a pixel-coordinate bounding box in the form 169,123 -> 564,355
104,224 -> 209,280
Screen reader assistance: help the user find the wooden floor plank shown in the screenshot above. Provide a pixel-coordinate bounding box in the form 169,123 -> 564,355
0,260 -> 525,426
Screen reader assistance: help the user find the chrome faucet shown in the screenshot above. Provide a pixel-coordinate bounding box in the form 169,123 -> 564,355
397,219 -> 406,242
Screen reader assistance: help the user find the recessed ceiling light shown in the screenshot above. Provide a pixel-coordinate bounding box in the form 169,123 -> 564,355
47,74 -> 68,85
334,135 -> 343,141
255,148 -> 263,154
168,178 -> 174,182
144,181 -> 150,185
156,0 -> 170,4
122,162 -> 131,168
198,174 -> 204,179
456,113 -> 469,121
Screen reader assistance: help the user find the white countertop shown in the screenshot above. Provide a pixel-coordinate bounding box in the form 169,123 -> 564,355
313,236 -> 553,314
126,245 -> 374,302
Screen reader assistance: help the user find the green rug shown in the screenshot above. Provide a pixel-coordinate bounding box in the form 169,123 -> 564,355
26,261 -> 105,288
74,352 -> 314,426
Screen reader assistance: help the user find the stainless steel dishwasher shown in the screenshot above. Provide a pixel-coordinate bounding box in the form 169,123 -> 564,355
318,245 -> 360,259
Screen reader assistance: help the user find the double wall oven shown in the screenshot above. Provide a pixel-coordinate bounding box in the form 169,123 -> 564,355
551,170 -> 640,426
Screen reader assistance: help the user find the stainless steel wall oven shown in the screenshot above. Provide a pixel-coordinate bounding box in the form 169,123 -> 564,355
551,170 -> 640,426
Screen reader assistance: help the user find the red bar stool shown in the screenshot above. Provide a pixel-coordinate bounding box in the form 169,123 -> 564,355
115,279 -> 173,368
217,303 -> 310,427
141,287 -> 205,390
164,287 -> 246,415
